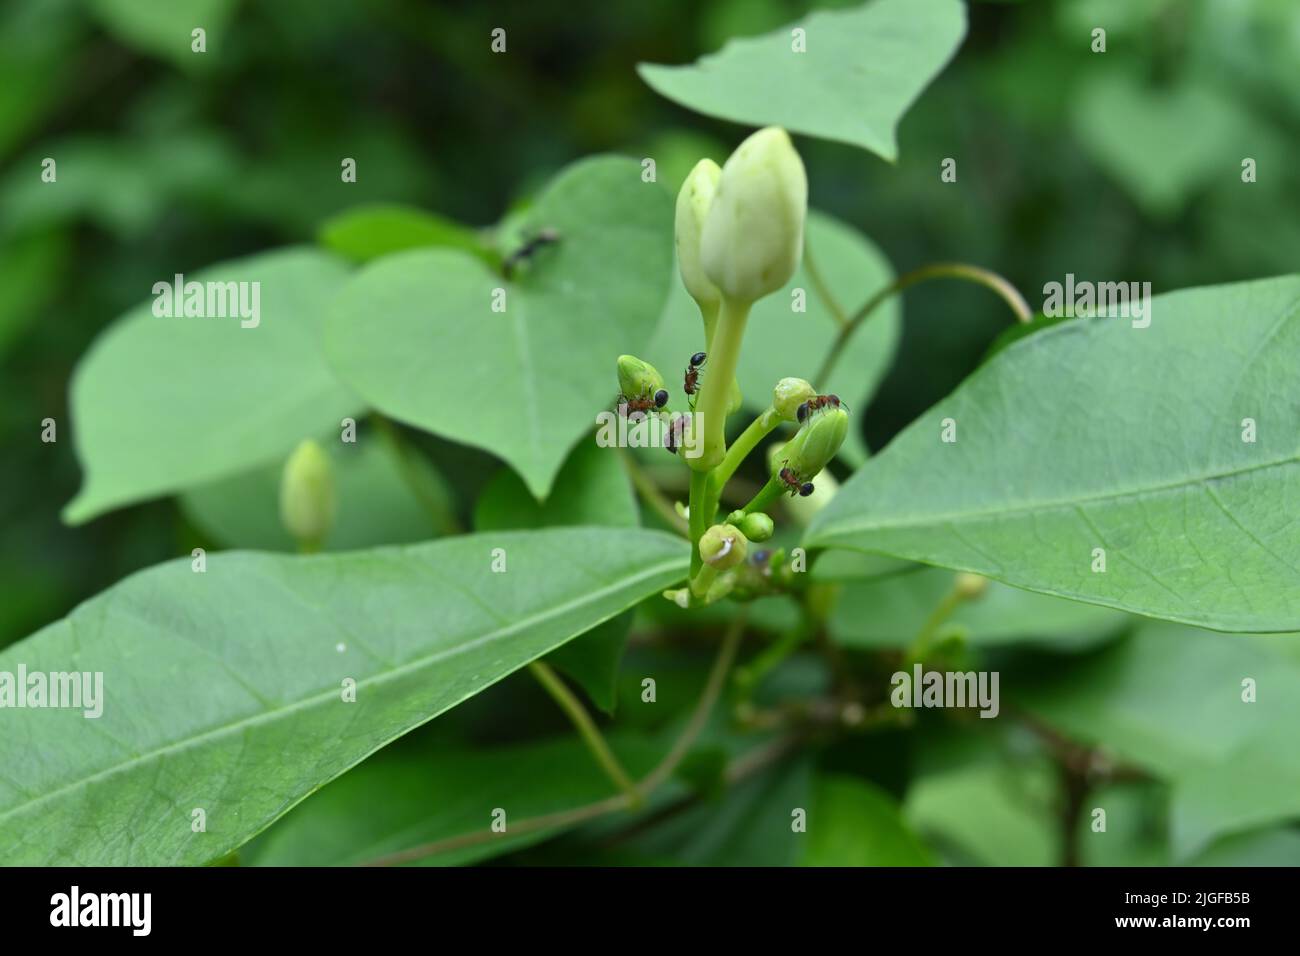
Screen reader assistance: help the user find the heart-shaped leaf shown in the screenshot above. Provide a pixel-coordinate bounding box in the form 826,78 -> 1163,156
638,0 -> 966,161
64,247 -> 361,523
807,275 -> 1300,633
0,527 -> 688,864
325,156 -> 674,499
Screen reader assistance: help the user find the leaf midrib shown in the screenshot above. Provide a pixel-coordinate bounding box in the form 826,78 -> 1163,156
0,554 -> 687,828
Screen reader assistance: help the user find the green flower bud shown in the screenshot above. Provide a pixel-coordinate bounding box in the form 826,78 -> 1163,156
774,407 -> 849,483
954,572 -> 989,600
784,467 -> 838,525
738,512 -> 774,542
773,377 -> 815,422
699,523 -> 748,570
700,127 -> 807,304
279,439 -> 335,548
675,159 -> 723,312
616,354 -> 668,405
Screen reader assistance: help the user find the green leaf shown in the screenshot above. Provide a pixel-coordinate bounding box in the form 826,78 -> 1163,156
318,203 -> 490,266
802,775 -> 933,866
87,0 -> 236,69
638,0 -> 966,161
473,440 -> 637,532
807,275 -> 1300,633
64,248 -> 361,523
829,567 -> 1129,651
0,527 -> 689,864
325,156 -> 674,499
180,435 -> 453,551
645,210 -> 899,420
473,440 -> 640,713
245,732 -> 667,867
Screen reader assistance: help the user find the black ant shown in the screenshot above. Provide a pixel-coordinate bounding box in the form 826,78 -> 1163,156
777,460 -> 815,497
616,388 -> 669,418
796,393 -> 848,423
683,351 -> 706,408
665,414 -> 686,455
503,227 -> 560,278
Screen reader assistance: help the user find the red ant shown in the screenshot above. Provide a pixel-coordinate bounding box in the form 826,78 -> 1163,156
777,460 -> 815,497
616,388 -> 669,418
503,228 -> 560,278
796,393 -> 848,423
683,351 -> 706,408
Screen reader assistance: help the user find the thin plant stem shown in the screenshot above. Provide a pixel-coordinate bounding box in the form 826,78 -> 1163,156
361,613 -> 754,867
617,448 -> 689,537
815,262 -> 1032,388
690,296 -> 752,472
710,407 -> 781,499
527,661 -> 640,804
688,468 -> 710,580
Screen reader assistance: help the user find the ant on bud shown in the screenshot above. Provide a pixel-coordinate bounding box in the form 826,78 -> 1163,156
616,388 -> 669,418
777,461 -> 815,497
795,393 -> 848,424
503,227 -> 561,278
683,351 -> 707,409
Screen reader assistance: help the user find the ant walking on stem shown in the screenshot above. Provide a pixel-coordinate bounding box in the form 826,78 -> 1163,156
683,351 -> 706,409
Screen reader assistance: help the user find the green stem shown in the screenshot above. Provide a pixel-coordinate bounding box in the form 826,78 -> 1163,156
710,406 -> 781,497
735,475 -> 787,519
688,468 -> 710,580
690,296 -> 752,472
528,661 -> 640,805
815,262 -> 1032,388
907,583 -> 970,663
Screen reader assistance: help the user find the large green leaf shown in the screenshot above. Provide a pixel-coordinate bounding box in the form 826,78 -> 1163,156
325,157 -> 674,499
807,275 -> 1300,633
64,248 -> 361,523
644,210 -> 899,422
0,528 -> 688,864
318,203 -> 490,266
638,0 -> 966,161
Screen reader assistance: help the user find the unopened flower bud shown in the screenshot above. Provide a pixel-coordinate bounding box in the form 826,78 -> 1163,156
616,354 -> 668,407
954,572 -> 989,600
774,407 -> 849,483
675,159 -> 723,313
738,512 -> 774,542
700,127 -> 807,304
773,377 -> 815,422
280,439 -> 335,548
699,523 -> 748,570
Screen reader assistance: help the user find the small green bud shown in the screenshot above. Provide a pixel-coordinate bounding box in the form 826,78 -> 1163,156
279,439 -> 336,548
738,512 -> 774,542
699,523 -> 748,570
700,127 -> 807,304
773,377 -> 815,422
775,407 -> 848,483
675,159 -> 723,312
954,572 -> 989,600
616,354 -> 668,405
